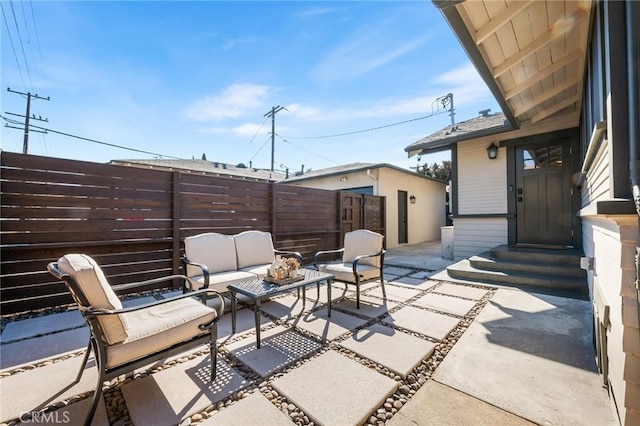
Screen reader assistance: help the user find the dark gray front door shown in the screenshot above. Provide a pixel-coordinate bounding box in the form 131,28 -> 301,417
515,141 -> 573,245
398,191 -> 408,244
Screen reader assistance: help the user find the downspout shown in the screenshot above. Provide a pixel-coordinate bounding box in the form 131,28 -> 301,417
626,0 -> 640,332
366,169 -> 378,195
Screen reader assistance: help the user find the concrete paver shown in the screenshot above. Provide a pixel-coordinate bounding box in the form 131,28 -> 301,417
364,284 -> 421,302
388,380 -> 535,426
224,326 -> 322,377
122,355 -> 248,426
0,355 -> 98,423
0,326 -> 89,370
389,277 -> 438,289
433,289 -> 619,426
339,323 -> 436,378
433,282 -> 489,300
272,350 -> 397,426
201,391 -> 292,425
260,295 -> 315,320
412,292 -> 477,317
289,308 -> 368,342
383,306 -> 460,341
216,306 -> 272,344
1,310 -> 84,343
334,294 -> 398,318
383,266 -> 414,276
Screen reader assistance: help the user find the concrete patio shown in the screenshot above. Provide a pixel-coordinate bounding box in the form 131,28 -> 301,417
0,241 -> 619,425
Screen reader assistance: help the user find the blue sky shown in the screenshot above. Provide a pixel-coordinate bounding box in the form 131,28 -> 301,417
1,1 -> 499,173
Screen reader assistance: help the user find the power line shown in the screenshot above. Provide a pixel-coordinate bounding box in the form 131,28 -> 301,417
249,134 -> 272,163
0,2 -> 26,88
274,133 -> 341,166
282,109 -> 448,140
8,0 -> 33,90
248,116 -> 268,145
28,0 -> 44,68
0,114 -> 182,159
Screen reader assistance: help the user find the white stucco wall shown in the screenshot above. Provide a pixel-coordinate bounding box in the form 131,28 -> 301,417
377,167 -> 446,247
283,166 -> 446,248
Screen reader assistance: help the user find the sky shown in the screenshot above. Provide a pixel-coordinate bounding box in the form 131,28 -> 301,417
1,1 -> 500,174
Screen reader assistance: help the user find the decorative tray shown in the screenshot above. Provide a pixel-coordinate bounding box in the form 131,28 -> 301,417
264,273 -> 305,286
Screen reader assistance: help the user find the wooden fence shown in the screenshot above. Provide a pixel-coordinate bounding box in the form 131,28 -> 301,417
0,152 -> 385,314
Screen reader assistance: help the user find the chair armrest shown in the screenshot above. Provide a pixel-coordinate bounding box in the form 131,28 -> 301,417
352,249 -> 386,273
85,287 -> 225,328
181,257 -> 210,290
313,248 -> 345,270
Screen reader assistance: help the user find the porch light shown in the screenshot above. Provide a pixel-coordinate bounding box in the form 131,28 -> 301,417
487,143 -> 498,160
410,194 -> 416,204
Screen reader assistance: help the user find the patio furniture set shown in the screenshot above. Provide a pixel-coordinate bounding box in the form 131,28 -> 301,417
47,229 -> 385,424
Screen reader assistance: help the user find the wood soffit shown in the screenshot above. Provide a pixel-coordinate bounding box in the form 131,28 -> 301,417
451,0 -> 591,132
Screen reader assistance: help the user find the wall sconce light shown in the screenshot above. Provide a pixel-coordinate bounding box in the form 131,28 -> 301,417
410,194 -> 416,204
487,143 -> 498,160
339,176 -> 348,182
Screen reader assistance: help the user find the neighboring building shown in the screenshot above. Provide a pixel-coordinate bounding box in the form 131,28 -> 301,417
109,159 -> 285,182
282,163 -> 447,248
409,0 -> 638,423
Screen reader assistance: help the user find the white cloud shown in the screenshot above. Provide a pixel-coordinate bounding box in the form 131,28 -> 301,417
313,32 -> 430,82
431,63 -> 493,107
222,36 -> 257,50
185,84 -> 272,122
295,6 -> 345,19
232,122 -> 269,138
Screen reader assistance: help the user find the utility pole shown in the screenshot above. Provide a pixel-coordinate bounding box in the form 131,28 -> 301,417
264,105 -> 285,171
5,87 -> 50,154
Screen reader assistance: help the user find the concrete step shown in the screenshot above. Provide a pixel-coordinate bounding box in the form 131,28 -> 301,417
447,260 -> 588,300
490,245 -> 583,266
469,252 -> 586,279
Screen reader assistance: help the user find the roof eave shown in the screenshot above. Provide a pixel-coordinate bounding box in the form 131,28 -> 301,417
434,0 -> 519,130
411,123 -> 514,155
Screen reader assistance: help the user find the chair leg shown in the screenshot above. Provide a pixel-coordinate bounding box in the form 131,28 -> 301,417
355,276 -> 361,309
380,270 -> 386,299
75,339 -> 93,384
85,371 -> 105,425
210,326 -> 218,381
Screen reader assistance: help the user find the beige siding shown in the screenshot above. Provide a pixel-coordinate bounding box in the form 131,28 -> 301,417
451,217 -> 508,259
582,216 -> 640,425
458,140 -> 508,214
581,137 -> 610,207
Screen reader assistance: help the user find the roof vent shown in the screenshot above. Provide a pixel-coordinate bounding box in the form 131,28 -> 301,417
479,109 -> 491,117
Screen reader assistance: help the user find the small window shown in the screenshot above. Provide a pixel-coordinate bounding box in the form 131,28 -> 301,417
523,145 -> 563,169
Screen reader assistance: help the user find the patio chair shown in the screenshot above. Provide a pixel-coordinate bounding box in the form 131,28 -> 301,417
47,254 -> 225,425
313,229 -> 386,309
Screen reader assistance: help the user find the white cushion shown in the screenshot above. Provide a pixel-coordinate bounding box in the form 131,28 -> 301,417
239,264 -> 272,276
191,270 -> 256,292
234,231 -> 276,269
342,230 -> 383,267
58,254 -> 128,345
106,297 -> 216,368
318,262 -> 380,283
184,233 -> 238,276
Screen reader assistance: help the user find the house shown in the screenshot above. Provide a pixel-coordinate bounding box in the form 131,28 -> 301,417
282,163 -> 447,248
109,159 -> 285,182
407,1 -> 639,423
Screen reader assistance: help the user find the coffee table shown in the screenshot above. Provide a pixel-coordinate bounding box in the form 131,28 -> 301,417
228,268 -> 334,348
